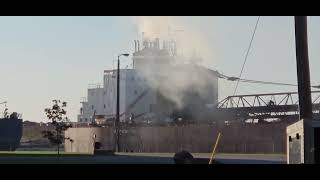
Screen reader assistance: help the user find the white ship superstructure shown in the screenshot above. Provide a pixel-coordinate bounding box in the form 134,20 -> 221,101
78,37 -> 219,124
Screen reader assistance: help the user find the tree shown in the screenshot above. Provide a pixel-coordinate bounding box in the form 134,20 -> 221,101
42,100 -> 73,156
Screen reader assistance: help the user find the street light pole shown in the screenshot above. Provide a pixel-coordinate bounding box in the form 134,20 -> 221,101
115,53 -> 129,152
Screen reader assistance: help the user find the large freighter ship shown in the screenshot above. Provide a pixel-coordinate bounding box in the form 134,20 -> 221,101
0,104 -> 23,151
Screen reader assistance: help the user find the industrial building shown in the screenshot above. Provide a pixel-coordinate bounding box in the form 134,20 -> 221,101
77,37 -> 219,125
69,31 -> 320,154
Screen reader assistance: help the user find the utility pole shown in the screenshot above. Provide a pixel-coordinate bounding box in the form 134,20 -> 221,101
115,53 -> 129,152
115,55 -> 120,152
295,16 -> 313,120
287,16 -> 319,164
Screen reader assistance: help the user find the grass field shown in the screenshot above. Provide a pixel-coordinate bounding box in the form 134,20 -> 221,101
0,151 -> 100,164
0,151 -> 89,155
0,151 -> 171,164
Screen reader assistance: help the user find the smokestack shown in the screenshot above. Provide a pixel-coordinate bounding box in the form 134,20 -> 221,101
137,40 -> 140,51
134,40 -> 137,52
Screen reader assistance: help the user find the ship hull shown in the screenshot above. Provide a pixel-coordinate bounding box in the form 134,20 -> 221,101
0,118 -> 23,151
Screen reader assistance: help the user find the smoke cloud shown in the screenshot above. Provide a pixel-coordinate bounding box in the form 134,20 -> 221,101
132,16 -> 214,63
131,16 -> 218,113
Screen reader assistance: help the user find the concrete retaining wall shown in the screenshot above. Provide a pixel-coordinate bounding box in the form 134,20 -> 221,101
65,124 -> 287,154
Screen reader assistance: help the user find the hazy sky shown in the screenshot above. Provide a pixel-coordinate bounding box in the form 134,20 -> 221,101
0,16 -> 319,122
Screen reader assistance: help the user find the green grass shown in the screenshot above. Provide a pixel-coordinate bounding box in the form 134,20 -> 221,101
0,151 -> 96,164
0,151 -> 90,156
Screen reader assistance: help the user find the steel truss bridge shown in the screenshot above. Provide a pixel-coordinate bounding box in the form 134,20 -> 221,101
210,91 -> 320,123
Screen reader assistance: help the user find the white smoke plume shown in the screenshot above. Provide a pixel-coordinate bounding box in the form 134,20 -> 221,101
132,16 -> 215,63
131,16 -> 218,113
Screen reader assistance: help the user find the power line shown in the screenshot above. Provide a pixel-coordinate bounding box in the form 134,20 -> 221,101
221,75 -> 320,89
237,78 -> 297,87
233,16 -> 261,95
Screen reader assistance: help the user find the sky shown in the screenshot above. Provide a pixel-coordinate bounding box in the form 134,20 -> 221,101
0,16 -> 319,122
